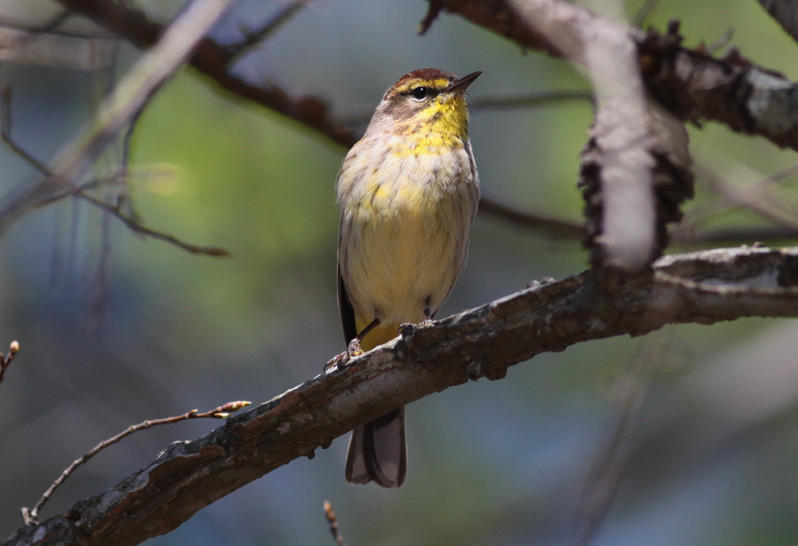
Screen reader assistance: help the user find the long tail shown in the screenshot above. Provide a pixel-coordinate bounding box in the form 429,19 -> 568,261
345,407 -> 407,488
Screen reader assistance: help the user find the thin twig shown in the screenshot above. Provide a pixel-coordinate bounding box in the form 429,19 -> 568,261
675,161 -> 798,241
22,401 -> 251,525
571,331 -> 673,546
2,84 -> 230,257
226,1 -> 307,62
0,340 -> 21,388
470,89 -> 594,110
0,12 -> 102,40
479,196 -> 584,239
57,0 -> 356,147
323,501 -> 346,546
1,85 -> 50,173
632,0 -> 664,27
0,0 -> 237,238
673,224 -> 798,245
697,162 -> 798,231
480,194 -> 798,245
704,27 -> 735,54
75,190 -> 232,256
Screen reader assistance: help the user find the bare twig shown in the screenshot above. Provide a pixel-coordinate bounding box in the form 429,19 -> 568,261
0,340 -> 21,387
704,27 -> 735,54
481,194 -> 798,246
1,119 -> 230,256
697,161 -> 798,231
57,0 -> 356,147
470,89 -> 594,109
632,0 -> 664,27
673,224 -> 798,245
1,47 -> 230,257
0,0 -> 237,236
479,197 -> 584,239
76,191 -> 232,256
0,11 -> 96,40
0,12 -> 111,69
22,401 -> 251,525
571,331 -> 672,546
323,501 -> 347,546
226,1 -> 307,61
1,85 -> 50,173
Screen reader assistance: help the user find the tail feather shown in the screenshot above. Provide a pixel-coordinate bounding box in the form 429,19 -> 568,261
345,407 -> 406,488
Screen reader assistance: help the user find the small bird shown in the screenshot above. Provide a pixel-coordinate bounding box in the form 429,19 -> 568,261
336,68 -> 481,487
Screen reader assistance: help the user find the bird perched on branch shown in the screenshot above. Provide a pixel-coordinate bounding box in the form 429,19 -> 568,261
336,68 -> 481,487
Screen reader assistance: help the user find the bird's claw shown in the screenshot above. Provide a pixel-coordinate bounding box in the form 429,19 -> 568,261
323,338 -> 365,373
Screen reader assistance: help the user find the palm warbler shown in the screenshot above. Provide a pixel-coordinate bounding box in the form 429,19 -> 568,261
336,68 -> 481,487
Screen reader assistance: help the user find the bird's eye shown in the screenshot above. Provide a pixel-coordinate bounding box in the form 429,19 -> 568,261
411,87 -> 428,101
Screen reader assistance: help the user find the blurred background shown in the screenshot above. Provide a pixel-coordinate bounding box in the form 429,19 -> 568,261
2,0 -> 798,545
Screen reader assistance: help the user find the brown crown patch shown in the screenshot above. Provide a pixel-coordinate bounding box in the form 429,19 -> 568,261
389,68 -> 456,93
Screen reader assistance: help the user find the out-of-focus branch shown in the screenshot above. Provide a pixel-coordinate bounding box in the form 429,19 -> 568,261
425,0 -> 798,153
1,82 -> 230,257
225,1 -> 307,63
756,0 -> 798,43
478,197 -> 584,239
480,196 -> 798,245
0,12 -> 111,69
632,0 -> 665,27
4,245 -> 798,546
571,331 -> 673,546
0,0 -> 236,256
56,0 -> 356,148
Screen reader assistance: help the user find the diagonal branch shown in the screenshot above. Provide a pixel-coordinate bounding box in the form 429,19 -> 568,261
4,245 -> 798,546
55,0 -> 356,148
756,0 -> 798,43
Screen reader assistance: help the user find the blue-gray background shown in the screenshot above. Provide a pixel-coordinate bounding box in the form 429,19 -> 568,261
2,1 -> 798,545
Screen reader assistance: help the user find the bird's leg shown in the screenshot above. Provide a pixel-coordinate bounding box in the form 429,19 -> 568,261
347,317 -> 380,357
420,305 -> 434,327
325,318 -> 381,372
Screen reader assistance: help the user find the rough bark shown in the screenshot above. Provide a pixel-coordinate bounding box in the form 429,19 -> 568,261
4,245 -> 798,546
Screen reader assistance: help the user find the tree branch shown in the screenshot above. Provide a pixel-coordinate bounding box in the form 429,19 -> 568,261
756,0 -> 798,43
427,0 -> 798,153
0,0 -> 235,257
4,245 -> 798,546
22,402 -> 251,525
50,0 -> 798,155
55,0 -> 356,148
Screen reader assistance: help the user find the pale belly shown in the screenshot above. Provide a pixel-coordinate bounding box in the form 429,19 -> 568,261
341,182 -> 475,329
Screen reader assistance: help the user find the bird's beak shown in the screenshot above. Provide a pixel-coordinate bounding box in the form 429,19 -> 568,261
446,71 -> 482,94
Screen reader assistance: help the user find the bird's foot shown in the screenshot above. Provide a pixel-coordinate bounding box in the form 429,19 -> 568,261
324,337 -> 365,372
